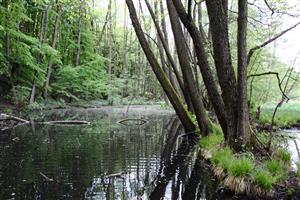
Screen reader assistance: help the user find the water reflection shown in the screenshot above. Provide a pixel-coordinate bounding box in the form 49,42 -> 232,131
0,109 -> 234,200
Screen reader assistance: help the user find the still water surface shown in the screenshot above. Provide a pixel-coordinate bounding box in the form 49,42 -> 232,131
0,107 -> 240,200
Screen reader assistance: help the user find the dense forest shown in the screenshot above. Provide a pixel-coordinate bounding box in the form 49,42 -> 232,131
0,0 -> 299,108
1,0 -> 300,199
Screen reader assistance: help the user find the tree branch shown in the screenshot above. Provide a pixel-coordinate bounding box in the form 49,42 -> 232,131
247,71 -> 289,100
247,21 -> 300,65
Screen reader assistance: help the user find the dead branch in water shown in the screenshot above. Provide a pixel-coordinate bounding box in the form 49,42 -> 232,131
40,172 -> 54,182
0,113 -> 90,129
41,120 -> 90,125
0,114 -> 29,123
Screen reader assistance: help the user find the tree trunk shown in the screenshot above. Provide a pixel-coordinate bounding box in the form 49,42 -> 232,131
30,5 -> 51,104
205,0 -> 238,144
236,0 -> 250,148
75,0 -> 83,66
167,0 -> 212,135
126,0 -> 196,132
44,0 -> 62,99
108,0 -> 113,83
172,0 -> 228,137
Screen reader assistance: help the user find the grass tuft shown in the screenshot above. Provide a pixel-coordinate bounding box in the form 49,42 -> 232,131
265,159 -> 285,178
296,162 -> 300,177
228,157 -> 254,177
211,147 -> 233,171
254,170 -> 276,190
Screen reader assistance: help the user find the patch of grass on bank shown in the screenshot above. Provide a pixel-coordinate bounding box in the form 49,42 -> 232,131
254,170 -> 277,190
259,102 -> 300,127
211,147 -> 233,171
228,157 -> 253,177
199,132 -> 294,194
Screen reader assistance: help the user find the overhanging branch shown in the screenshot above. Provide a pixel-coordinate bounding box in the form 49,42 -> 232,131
247,21 -> 300,66
247,71 -> 289,100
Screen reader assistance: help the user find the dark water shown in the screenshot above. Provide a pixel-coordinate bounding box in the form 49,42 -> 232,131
0,108 -> 236,200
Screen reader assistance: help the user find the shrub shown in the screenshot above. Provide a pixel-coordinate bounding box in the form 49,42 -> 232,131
228,157 -> 253,177
254,170 -> 276,190
211,147 -> 233,171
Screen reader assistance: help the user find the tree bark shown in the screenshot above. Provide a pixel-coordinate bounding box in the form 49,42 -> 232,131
75,0 -> 83,66
236,0 -> 250,148
44,0 -> 62,99
205,0 -> 238,144
126,0 -> 196,132
172,0 -> 228,138
167,0 -> 211,135
30,5 -> 51,104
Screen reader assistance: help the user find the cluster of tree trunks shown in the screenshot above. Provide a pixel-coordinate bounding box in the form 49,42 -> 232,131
126,0 -> 251,151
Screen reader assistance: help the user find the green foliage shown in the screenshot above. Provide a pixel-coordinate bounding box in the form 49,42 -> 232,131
254,170 -> 276,190
227,157 -> 254,177
211,147 -> 233,171
52,56 -> 107,101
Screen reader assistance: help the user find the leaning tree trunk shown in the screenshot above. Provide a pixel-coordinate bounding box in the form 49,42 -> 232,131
167,0 -> 212,135
172,0 -> 228,138
126,0 -> 196,132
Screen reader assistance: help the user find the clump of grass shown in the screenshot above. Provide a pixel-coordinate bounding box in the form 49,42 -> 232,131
211,147 -> 233,171
200,132 -> 224,149
265,159 -> 285,177
296,162 -> 300,177
228,157 -> 254,177
274,149 -> 291,163
254,170 -> 276,190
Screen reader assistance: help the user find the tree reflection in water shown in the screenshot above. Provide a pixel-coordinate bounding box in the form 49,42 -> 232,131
0,110 -> 239,199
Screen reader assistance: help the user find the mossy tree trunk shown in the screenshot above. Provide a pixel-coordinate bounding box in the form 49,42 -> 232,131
126,0 -> 196,133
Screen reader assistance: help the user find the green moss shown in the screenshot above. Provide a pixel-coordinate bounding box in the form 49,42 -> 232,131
254,170 -> 276,190
211,147 -> 233,171
228,157 -> 254,177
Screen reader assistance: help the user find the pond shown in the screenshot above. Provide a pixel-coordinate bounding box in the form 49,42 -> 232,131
0,106 -> 243,200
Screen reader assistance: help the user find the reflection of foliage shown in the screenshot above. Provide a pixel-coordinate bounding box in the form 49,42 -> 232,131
0,115 -> 166,199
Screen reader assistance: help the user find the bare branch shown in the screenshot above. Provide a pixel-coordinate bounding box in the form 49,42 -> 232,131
263,0 -> 274,15
247,21 -> 300,65
247,71 -> 289,100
